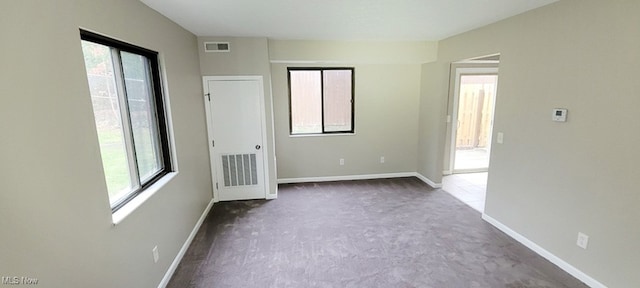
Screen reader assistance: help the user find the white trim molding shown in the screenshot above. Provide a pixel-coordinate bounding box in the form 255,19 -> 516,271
482,214 -> 607,288
415,173 -> 443,188
278,172 -> 414,184
158,198 -> 215,288
278,172 -> 443,189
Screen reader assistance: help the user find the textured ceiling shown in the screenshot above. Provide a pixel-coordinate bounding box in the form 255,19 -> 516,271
140,0 -> 558,40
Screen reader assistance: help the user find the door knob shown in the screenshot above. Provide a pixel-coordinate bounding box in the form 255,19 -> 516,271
255,145 -> 261,150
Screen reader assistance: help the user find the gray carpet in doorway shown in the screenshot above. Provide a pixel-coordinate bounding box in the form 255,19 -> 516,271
167,177 -> 587,288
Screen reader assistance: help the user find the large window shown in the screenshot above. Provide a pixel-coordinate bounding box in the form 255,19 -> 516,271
288,68 -> 354,134
80,30 -> 172,212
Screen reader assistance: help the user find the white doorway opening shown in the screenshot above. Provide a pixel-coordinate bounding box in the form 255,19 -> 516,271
443,56 -> 500,213
450,68 -> 498,173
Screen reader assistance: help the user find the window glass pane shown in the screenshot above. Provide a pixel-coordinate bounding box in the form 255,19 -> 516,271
81,41 -> 132,202
290,70 -> 322,134
454,74 -> 498,170
120,51 -> 162,182
81,31 -> 172,212
323,70 -> 352,132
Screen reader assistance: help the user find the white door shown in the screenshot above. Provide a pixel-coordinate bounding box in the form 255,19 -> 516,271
203,77 -> 267,201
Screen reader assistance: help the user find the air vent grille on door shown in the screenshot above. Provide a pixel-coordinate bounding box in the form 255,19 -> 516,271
221,154 -> 258,187
204,42 -> 230,52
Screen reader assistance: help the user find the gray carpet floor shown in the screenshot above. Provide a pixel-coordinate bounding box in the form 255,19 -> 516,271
167,177 -> 588,288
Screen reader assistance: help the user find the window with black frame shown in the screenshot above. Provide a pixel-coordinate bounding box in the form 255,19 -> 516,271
288,67 -> 354,135
80,30 -> 172,212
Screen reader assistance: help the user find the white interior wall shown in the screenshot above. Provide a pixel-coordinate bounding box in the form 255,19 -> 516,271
269,40 -> 437,180
419,0 -> 640,286
417,60 -> 448,184
0,1 -> 212,287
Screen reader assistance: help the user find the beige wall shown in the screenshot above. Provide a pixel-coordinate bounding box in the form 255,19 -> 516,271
197,37 -> 278,195
421,0 -> 640,286
270,40 -> 437,179
0,0 -> 211,287
269,40 -> 437,64
416,61 -> 448,183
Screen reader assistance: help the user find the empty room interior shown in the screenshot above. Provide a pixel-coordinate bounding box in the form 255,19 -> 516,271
1,0 -> 638,287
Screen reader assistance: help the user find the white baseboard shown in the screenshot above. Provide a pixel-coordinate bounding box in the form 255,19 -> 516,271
414,173 -> 443,188
278,172 -> 443,189
481,214 -> 607,288
278,172 -> 416,184
451,168 -> 488,174
266,193 -> 277,200
158,198 -> 215,288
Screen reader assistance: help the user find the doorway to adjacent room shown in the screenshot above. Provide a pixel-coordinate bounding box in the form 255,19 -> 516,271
443,56 -> 499,213
450,69 -> 498,173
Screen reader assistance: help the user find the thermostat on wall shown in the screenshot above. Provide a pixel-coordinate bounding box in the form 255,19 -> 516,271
552,108 -> 568,122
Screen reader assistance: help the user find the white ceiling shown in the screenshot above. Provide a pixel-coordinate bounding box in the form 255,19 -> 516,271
140,0 -> 558,41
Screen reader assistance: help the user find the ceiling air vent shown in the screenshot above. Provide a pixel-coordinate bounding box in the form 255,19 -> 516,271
204,42 -> 230,52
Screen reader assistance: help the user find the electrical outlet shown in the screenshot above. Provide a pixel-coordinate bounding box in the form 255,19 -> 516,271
339,158 -> 344,166
380,156 -> 385,163
497,132 -> 504,144
152,245 -> 159,263
576,232 -> 589,249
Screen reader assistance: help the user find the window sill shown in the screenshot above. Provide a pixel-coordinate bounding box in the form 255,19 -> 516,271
111,172 -> 178,225
289,133 -> 356,138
